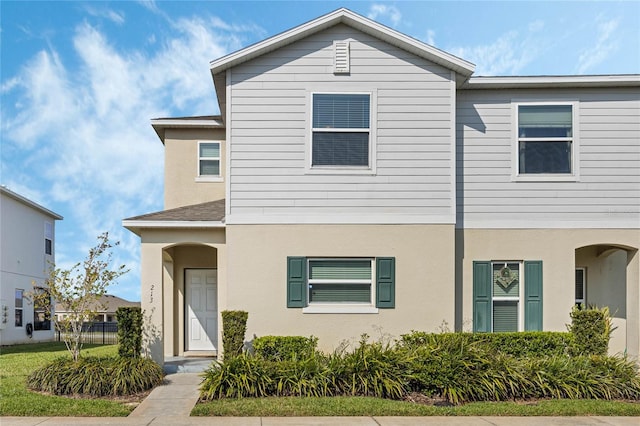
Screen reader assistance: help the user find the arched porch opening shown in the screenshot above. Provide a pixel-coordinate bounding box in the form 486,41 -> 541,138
575,244 -> 639,358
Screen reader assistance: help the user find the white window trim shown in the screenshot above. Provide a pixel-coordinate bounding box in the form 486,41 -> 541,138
491,261 -> 524,332
575,267 -> 586,307
305,91 -> 377,175
302,257 -> 379,314
511,101 -> 580,182
196,140 -> 223,182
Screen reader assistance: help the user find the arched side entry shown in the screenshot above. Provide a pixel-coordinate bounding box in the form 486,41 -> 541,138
163,243 -> 219,357
575,244 -> 639,358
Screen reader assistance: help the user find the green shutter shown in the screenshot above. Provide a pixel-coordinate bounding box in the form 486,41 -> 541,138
473,261 -> 492,333
524,260 -> 543,331
287,257 -> 307,308
376,257 -> 395,308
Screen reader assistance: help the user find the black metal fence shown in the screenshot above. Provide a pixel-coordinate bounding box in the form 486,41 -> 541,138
55,322 -> 119,345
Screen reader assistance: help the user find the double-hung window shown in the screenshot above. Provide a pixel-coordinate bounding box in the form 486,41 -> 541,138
311,93 -> 371,168
308,259 -> 373,304
198,141 -> 221,178
516,104 -> 575,178
287,257 -> 395,313
473,260 -> 543,332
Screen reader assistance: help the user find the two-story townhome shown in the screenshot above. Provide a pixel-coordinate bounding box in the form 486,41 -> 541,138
1,186 -> 63,345
123,8 -> 639,365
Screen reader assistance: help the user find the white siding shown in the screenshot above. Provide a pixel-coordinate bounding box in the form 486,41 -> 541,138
227,24 -> 456,224
457,88 -> 640,228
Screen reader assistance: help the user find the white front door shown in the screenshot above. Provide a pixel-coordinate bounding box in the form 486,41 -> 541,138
185,269 -> 217,351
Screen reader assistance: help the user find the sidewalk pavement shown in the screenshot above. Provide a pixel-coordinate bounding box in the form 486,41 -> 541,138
2,358 -> 639,425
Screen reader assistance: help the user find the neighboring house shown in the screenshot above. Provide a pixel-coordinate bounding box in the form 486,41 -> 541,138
55,294 -> 140,323
0,186 -> 63,345
123,9 -> 640,365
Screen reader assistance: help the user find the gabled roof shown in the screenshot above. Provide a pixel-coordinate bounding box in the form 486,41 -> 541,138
0,186 -> 63,220
122,199 -> 225,235
150,115 -> 224,143
209,8 -> 476,114
210,8 -> 475,78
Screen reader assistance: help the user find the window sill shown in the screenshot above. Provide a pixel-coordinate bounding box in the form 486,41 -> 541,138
195,176 -> 223,183
302,305 -> 379,314
512,174 -> 578,182
305,167 -> 375,176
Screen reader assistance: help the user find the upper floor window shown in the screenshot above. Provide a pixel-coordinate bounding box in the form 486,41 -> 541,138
45,222 -> 53,255
311,93 -> 370,168
198,142 -> 220,177
517,104 -> 574,176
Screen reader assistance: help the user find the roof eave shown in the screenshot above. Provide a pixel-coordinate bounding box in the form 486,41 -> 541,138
150,117 -> 225,143
0,186 -> 63,220
463,74 -> 640,89
122,220 -> 225,236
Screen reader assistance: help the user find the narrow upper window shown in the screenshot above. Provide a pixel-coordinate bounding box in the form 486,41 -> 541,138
15,289 -> 23,327
198,142 -> 221,177
44,222 -> 53,255
518,105 -> 573,175
312,94 -> 370,168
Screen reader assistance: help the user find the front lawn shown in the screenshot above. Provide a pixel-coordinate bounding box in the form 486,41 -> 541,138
192,396 -> 640,417
0,342 -> 133,416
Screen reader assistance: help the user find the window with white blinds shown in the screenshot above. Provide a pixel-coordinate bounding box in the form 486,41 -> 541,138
308,259 -> 372,304
311,94 -> 370,167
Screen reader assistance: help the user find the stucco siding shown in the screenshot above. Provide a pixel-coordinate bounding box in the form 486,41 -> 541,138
225,224 -> 455,352
227,24 -> 456,224
456,87 -> 640,228
164,128 -> 226,210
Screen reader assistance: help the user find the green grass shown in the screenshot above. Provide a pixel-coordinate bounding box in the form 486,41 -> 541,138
0,342 -> 133,416
192,396 -> 640,417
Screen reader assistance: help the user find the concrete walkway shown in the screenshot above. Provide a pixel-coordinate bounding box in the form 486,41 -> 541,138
2,358 -> 639,425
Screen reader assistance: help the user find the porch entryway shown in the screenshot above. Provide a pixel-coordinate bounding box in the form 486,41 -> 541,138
185,268 -> 218,352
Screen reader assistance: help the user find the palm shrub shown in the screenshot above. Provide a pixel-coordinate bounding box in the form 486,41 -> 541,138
221,310 -> 248,359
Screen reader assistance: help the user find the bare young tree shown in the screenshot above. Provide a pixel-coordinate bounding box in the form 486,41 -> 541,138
28,232 -> 128,361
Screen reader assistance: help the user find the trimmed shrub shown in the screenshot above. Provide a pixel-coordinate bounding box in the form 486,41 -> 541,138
221,310 -> 248,359
117,307 -> 143,358
254,335 -> 318,361
27,356 -> 163,396
399,331 -> 572,358
568,306 -> 613,356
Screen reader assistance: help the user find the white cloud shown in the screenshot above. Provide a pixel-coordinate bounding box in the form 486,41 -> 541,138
425,29 -> 436,47
449,26 -> 543,76
368,4 -> 402,27
1,12 -> 265,301
576,18 -> 620,74
84,6 -> 126,25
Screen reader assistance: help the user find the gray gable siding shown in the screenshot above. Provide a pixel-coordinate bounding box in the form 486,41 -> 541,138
227,24 -> 456,224
456,87 -> 640,228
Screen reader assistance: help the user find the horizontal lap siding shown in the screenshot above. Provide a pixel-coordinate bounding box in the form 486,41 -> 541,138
456,88 -> 640,227
228,24 -> 455,223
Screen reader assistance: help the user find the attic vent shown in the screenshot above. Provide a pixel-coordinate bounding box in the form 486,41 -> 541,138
333,41 -> 350,74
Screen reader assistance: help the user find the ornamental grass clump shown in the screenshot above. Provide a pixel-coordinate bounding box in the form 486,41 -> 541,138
27,356 -> 163,397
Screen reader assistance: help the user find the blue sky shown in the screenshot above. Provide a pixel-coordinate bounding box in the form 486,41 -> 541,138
2,1 -> 639,302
